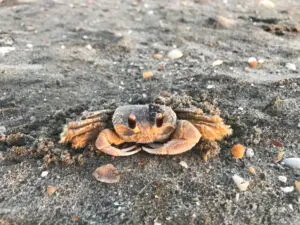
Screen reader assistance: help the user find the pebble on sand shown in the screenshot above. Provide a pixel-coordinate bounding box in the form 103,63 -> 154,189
232,174 -> 250,191
41,171 -> 49,177
167,49 -> 183,59
246,148 -> 254,158
285,63 -> 297,71
143,71 -> 153,79
248,57 -> 258,68
278,176 -> 287,183
212,59 -> 223,67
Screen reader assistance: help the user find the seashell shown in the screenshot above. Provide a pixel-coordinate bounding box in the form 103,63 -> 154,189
93,164 -> 120,183
282,158 -> 300,169
280,186 -> 294,193
167,49 -> 183,59
232,174 -> 250,191
278,176 -> 287,183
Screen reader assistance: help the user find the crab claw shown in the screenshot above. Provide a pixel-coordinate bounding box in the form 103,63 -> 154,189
96,129 -> 141,156
142,120 -> 201,155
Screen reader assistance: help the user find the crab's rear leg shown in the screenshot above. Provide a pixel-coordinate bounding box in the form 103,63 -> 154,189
59,110 -> 113,149
95,129 -> 141,156
142,120 -> 201,155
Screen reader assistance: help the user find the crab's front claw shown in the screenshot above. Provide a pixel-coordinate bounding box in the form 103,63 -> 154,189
194,115 -> 232,141
96,129 -> 141,156
142,120 -> 201,155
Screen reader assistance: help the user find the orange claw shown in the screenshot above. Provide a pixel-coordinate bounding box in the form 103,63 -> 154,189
142,120 -> 201,155
194,115 -> 232,141
95,129 -> 141,156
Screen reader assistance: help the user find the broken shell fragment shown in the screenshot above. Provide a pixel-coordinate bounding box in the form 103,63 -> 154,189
232,144 -> 246,159
282,158 -> 300,170
93,164 -> 120,183
280,186 -> 294,193
47,186 -> 57,196
232,174 -> 250,191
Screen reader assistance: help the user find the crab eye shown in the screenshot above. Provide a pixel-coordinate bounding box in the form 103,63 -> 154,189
128,113 -> 136,129
156,113 -> 164,128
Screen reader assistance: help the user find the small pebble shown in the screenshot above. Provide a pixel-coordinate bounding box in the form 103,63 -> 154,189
280,186 -> 294,193
41,171 -> 49,177
212,59 -> 223,67
206,85 -> 215,89
246,148 -> 254,158
143,71 -> 153,79
232,174 -> 250,191
26,43 -> 33,48
285,63 -> 296,71
215,15 -> 235,29
179,161 -> 188,169
85,44 -> 93,50
167,49 -> 183,59
248,167 -> 256,175
248,57 -> 258,68
278,176 -> 287,183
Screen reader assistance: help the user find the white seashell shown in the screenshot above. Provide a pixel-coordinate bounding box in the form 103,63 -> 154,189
212,60 -> 223,67
167,49 -> 183,59
41,171 -> 49,177
278,176 -> 287,183
232,174 -> 250,191
246,148 -> 254,158
179,161 -> 188,169
280,186 -> 294,193
282,158 -> 300,169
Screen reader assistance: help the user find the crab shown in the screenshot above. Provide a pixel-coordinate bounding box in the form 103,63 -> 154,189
59,101 -> 232,160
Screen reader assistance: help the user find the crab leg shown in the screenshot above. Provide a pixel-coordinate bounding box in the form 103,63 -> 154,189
142,120 -> 201,155
96,129 -> 141,156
